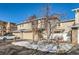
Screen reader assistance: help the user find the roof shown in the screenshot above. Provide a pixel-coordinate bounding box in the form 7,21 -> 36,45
17,19 -> 75,26
61,19 -> 75,23
0,20 -> 16,25
17,21 -> 31,25
54,29 -> 64,33
71,24 -> 79,28
17,16 -> 60,25
10,22 -> 16,25
13,29 -> 32,33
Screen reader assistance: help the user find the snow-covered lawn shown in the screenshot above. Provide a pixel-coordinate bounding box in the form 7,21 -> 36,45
12,41 -> 73,53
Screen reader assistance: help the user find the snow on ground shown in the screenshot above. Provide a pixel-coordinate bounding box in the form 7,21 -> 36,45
12,41 -> 73,53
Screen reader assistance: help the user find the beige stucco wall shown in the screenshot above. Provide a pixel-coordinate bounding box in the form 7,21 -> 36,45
17,22 -> 32,30
22,32 -> 33,40
13,32 -> 21,38
71,28 -> 78,45
56,21 -> 75,31
15,19 -> 75,41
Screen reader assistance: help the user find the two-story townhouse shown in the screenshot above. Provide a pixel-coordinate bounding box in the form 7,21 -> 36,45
13,8 -> 79,45
13,16 -> 59,41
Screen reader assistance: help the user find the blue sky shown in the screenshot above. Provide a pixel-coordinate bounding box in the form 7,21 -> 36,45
0,3 -> 79,23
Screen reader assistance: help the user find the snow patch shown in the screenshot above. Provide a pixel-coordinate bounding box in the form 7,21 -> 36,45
12,41 -> 73,53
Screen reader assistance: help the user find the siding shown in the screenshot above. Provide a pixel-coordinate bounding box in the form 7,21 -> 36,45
56,21 -> 75,31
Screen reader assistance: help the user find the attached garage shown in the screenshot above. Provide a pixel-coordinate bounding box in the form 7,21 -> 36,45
13,32 -> 21,38
22,32 -> 33,40
13,29 -> 39,41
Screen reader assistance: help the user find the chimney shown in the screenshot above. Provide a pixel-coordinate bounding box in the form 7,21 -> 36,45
72,8 -> 79,24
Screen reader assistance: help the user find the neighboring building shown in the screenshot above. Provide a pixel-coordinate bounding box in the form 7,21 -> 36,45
0,20 -> 16,36
6,22 -> 17,33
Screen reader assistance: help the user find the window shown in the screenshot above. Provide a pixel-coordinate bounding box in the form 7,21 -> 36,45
20,25 -> 21,27
58,23 -> 60,26
22,24 -> 24,27
0,26 -> 3,30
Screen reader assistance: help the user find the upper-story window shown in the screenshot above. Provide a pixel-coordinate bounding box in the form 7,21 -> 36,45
0,26 -> 3,30
58,23 -> 60,26
57,23 -> 60,26
20,25 -> 21,27
19,24 -> 24,29
22,24 -> 24,27
11,27 -> 17,31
